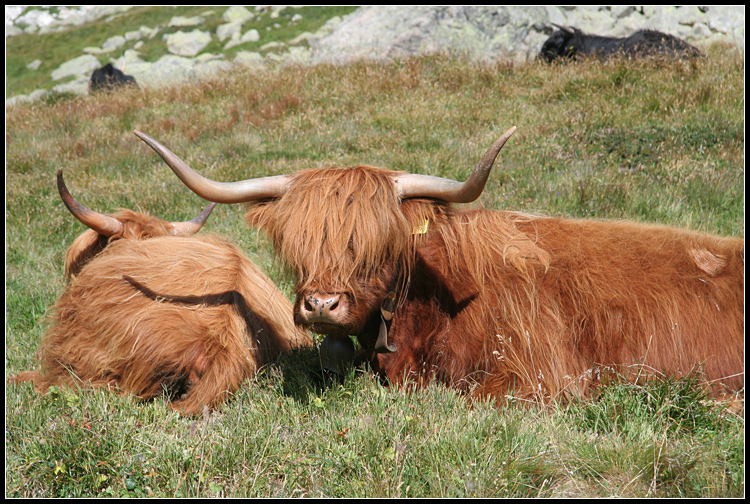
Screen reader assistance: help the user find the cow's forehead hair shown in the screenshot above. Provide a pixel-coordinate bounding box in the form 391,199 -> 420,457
245,165 -> 436,293
247,166 -> 408,281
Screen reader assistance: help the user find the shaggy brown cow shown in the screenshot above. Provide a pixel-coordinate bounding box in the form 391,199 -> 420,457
134,128 -> 744,402
9,170 -> 311,414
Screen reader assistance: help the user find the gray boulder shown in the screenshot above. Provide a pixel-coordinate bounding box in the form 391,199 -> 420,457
310,6 -> 549,64
222,6 -> 254,24
169,16 -> 206,28
51,54 -> 101,81
165,30 -> 212,57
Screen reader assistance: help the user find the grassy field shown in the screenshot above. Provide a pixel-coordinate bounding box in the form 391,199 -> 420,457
5,32 -> 744,497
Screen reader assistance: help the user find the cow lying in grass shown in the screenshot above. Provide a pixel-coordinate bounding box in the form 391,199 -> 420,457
539,25 -> 702,62
89,63 -> 138,93
9,170 -> 311,415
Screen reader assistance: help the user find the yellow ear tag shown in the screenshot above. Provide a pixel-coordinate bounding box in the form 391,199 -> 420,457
412,219 -> 429,235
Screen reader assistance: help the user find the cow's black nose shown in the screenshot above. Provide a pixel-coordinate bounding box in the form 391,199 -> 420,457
302,293 -> 342,318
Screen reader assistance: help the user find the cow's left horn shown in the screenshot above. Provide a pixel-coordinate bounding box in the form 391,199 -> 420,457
395,126 -> 516,203
134,130 -> 291,203
57,169 -> 124,237
551,23 -> 575,34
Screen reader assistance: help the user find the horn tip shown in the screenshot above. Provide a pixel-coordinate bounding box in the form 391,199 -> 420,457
498,126 -> 517,143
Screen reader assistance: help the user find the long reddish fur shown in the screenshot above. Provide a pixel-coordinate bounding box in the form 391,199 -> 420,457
246,166 -> 744,402
11,221 -> 310,415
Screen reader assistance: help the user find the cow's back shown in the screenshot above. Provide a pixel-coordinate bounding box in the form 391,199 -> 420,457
513,214 -> 744,393
19,234 -> 308,413
377,209 -> 743,400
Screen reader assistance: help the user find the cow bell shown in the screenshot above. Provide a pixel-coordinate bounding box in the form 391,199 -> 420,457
320,334 -> 355,375
375,291 -> 398,353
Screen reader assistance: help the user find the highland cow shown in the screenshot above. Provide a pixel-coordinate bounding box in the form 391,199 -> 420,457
89,63 -> 138,93
134,128 -> 744,403
9,170 -> 311,414
539,25 -> 702,62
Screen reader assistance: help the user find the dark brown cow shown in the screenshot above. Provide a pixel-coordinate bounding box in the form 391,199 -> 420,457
134,128 -> 744,402
89,63 -> 138,93
9,170 -> 311,414
539,25 -> 702,62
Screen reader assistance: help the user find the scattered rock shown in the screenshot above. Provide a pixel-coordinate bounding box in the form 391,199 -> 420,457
6,88 -> 48,107
102,35 -> 126,51
217,21 -> 243,42
51,54 -> 101,81
83,46 -> 115,56
52,76 -> 89,95
165,29 -> 212,57
234,51 -> 265,68
13,9 -> 57,30
7,6 -> 135,35
169,16 -> 205,28
260,41 -> 283,52
224,28 -> 260,50
6,25 -> 24,37
125,26 -> 158,41
222,6 -> 254,25
241,29 -> 261,44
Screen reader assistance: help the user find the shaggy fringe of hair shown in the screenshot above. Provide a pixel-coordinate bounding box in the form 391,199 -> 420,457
246,166 -> 437,301
245,164 -> 743,401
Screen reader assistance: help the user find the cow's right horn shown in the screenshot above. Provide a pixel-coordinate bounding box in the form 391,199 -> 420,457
57,169 -> 124,237
394,126 -> 516,203
134,130 -> 291,203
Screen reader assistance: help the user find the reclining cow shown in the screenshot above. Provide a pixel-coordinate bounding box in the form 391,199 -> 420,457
8,170 -> 311,415
89,63 -> 138,93
539,25 -> 702,62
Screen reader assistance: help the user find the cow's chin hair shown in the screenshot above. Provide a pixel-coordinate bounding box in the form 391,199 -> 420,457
305,323 -> 352,338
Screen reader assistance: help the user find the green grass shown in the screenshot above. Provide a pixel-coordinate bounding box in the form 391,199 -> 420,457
5,36 -> 744,498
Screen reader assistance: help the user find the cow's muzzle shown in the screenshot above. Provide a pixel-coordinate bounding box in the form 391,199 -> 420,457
297,292 -> 351,335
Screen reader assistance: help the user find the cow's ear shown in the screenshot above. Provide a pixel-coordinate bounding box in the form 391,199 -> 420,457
415,234 -> 480,309
244,200 -> 279,233
399,200 -> 480,307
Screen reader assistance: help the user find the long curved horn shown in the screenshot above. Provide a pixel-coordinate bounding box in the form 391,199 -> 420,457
134,130 -> 291,203
57,169 -> 124,237
551,23 -> 575,34
170,202 -> 217,235
394,126 -> 516,203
